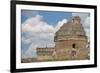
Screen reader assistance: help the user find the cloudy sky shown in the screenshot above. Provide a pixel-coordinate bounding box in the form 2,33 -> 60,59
21,10 -> 90,59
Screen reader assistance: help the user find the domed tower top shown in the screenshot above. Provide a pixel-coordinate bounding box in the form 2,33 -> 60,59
72,16 -> 81,24
55,16 -> 86,39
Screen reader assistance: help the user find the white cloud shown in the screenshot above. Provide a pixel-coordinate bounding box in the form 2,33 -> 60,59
84,17 -> 90,40
22,15 -> 54,33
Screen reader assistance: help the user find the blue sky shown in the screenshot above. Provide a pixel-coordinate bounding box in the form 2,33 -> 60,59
21,10 -> 72,26
39,11 -> 72,26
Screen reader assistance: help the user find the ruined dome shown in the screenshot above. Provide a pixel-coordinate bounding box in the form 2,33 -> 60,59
55,16 -> 86,36
73,16 -> 81,21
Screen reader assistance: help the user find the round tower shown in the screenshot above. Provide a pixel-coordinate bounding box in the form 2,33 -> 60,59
54,16 -> 88,60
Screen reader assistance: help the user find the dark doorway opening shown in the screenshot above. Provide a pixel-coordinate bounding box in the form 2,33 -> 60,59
72,44 -> 76,48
